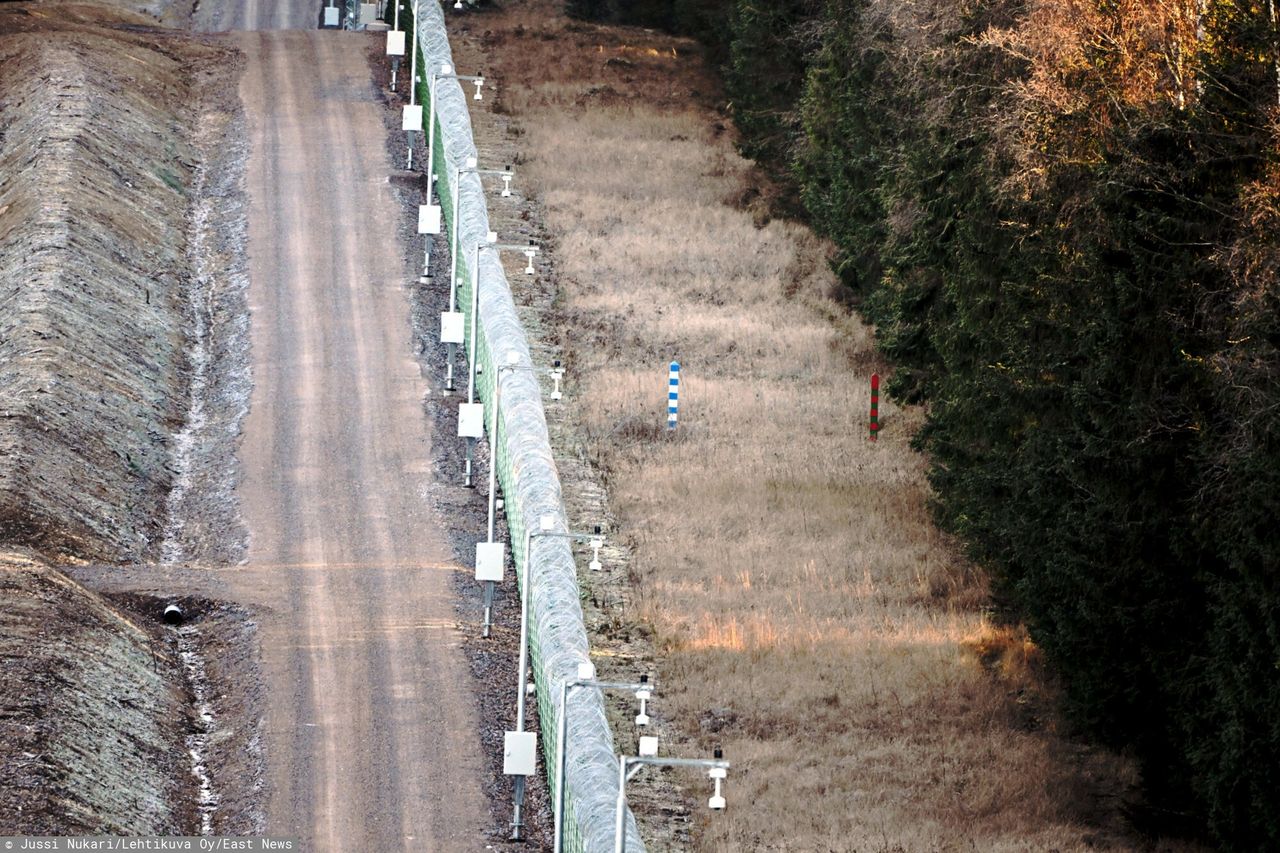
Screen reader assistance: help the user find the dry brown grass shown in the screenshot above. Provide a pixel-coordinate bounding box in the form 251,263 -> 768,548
464,3 -> 1182,849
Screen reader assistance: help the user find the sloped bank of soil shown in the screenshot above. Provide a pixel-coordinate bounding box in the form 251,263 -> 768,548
0,2 -> 222,563
0,550 -> 189,835
0,2 -> 261,837
0,554 -> 265,836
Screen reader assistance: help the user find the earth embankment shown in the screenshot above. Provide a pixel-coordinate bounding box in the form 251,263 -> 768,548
0,3 -> 254,836
0,550 -> 189,834
0,4 -> 220,562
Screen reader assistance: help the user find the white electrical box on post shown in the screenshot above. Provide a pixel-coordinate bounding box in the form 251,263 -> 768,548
418,205 -> 442,282
401,104 -> 423,132
440,312 -> 465,345
323,5 -> 340,27
417,204 -> 442,235
457,403 -> 484,439
504,731 -> 537,777
386,29 -> 405,56
475,542 -> 506,582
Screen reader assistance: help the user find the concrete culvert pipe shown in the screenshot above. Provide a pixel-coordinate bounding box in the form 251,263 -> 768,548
163,603 -> 184,625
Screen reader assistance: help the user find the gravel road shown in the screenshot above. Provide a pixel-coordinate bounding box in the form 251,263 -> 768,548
224,26 -> 490,851
194,0 -> 320,31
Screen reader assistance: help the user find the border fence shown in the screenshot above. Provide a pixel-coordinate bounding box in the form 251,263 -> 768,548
413,4 -> 647,851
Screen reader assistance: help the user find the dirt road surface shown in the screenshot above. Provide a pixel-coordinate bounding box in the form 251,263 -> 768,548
194,0 -> 319,31
227,29 -> 488,850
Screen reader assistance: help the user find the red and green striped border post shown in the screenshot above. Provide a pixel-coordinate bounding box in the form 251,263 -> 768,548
870,373 -> 880,441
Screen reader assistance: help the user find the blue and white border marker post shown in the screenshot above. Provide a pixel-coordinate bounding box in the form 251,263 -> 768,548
667,361 -> 680,430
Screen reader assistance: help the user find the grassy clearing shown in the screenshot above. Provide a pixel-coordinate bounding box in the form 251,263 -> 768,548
467,2 -> 1190,849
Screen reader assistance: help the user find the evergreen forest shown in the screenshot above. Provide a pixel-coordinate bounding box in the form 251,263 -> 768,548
569,0 -> 1280,847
